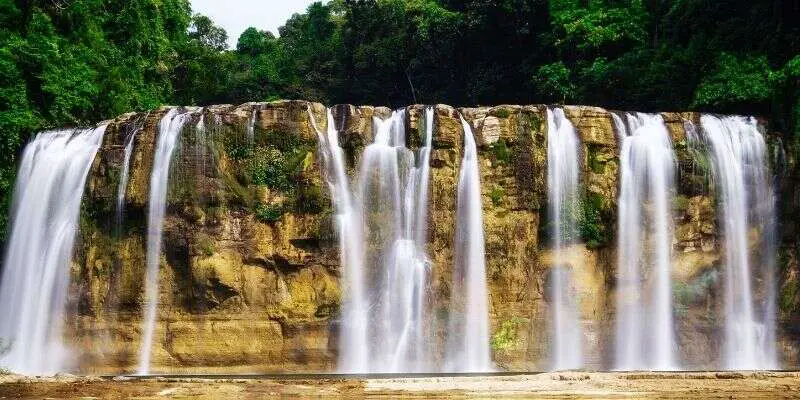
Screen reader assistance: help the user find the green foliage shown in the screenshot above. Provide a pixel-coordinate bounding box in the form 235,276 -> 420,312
489,185 -> 505,207
254,203 -> 283,223
189,14 -> 228,51
550,1 -> 648,52
534,62 -> 576,102
577,193 -> 607,249
249,147 -> 290,190
586,144 -> 605,174
245,128 -> 313,195
491,316 -> 526,351
694,53 -> 778,109
490,139 -> 511,165
490,108 -> 512,119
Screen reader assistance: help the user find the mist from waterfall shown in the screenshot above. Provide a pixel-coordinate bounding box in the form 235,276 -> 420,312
0,126 -> 106,375
444,116 -> 492,373
138,108 -> 190,375
700,115 -> 777,370
313,107 -> 434,373
545,107 -> 584,370
613,113 -> 677,370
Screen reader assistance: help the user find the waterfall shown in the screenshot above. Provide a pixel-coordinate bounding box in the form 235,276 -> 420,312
613,112 -> 677,370
700,115 -> 777,370
137,108 -> 190,374
246,109 -> 257,144
0,126 -> 106,375
312,107 -> 433,373
312,108 -> 369,372
545,107 -> 584,370
444,116 -> 492,372
116,120 -> 144,230
197,114 -> 205,172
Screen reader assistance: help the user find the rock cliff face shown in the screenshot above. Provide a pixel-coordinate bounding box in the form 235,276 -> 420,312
68,101 -> 799,373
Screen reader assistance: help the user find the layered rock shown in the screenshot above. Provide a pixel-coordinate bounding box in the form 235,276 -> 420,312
65,101 -> 798,373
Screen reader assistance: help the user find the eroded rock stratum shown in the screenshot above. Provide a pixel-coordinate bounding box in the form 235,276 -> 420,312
70,100 -> 800,373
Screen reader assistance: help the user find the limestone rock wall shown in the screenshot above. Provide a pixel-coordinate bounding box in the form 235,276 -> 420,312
67,101 -> 799,373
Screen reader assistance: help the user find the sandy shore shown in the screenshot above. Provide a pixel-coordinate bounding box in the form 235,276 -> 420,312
2,371 -> 800,398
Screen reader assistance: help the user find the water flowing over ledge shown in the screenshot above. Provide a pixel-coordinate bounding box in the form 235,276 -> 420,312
0,101 -> 791,375
546,107 -> 583,370
0,126 -> 106,374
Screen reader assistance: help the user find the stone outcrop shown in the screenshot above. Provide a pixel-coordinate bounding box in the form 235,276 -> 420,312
67,101 -> 799,373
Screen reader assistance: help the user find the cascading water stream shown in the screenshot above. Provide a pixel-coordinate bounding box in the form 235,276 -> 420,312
311,108 -> 368,372
137,108 -> 191,375
246,109 -> 256,144
444,116 -> 492,373
312,107 -> 433,373
0,126 -> 106,375
613,112 -> 677,370
116,118 -> 145,230
700,115 -> 777,370
195,112 -> 205,170
545,107 -> 584,370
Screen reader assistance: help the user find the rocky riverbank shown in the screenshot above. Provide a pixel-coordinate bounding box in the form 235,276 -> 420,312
2,371 -> 800,398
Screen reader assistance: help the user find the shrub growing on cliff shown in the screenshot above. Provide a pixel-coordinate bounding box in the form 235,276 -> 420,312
490,139 -> 511,165
248,147 -> 290,190
254,203 -> 283,223
491,317 -> 526,351
577,193 -> 607,249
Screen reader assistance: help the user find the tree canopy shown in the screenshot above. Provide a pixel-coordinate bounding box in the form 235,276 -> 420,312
0,0 -> 799,239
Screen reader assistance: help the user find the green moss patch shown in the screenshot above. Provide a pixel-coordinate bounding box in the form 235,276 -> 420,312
489,185 -> 505,207
491,316 -> 526,350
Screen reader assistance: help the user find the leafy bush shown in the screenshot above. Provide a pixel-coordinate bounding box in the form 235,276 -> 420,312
254,203 -> 283,223
222,133 -> 252,160
577,193 -> 607,249
248,147 -> 290,190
